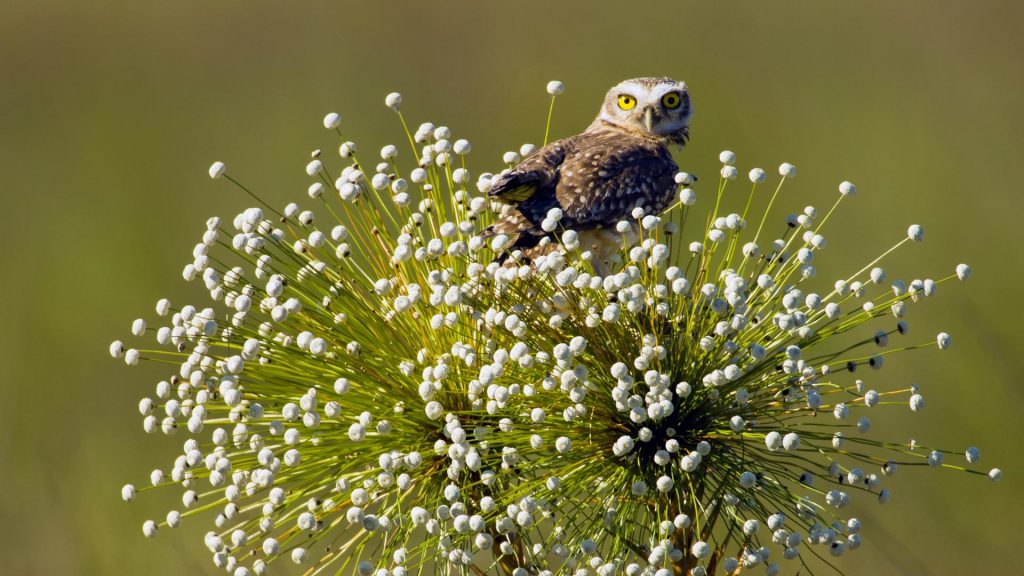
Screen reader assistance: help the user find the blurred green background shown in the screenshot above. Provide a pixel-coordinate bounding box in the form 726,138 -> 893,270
1,1 -> 1020,574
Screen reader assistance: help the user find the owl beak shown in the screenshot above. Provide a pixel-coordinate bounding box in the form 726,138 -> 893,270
643,107 -> 655,133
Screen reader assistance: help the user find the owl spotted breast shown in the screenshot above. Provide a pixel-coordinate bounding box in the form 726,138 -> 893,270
484,77 -> 692,276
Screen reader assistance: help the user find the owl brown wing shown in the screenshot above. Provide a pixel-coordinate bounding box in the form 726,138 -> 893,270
556,133 -> 678,228
487,137 -> 576,204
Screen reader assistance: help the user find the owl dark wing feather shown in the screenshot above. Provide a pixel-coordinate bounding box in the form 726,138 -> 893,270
487,138 -> 575,204
483,130 -> 677,264
556,133 -> 678,228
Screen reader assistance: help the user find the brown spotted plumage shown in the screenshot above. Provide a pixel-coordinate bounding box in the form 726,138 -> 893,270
484,77 -> 692,275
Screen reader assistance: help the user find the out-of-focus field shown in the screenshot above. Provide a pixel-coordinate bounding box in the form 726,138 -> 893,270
1,1 -> 1020,574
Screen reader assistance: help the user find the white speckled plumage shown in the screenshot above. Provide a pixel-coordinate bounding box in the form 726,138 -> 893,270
485,77 -> 691,275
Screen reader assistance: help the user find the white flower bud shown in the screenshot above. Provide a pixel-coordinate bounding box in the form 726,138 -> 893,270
208,161 -> 226,179
323,113 -> 341,129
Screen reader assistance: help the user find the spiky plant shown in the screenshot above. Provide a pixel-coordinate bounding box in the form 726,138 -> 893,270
112,83 -> 1000,576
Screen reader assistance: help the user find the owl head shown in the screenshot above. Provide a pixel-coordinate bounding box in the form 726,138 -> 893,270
592,77 -> 692,144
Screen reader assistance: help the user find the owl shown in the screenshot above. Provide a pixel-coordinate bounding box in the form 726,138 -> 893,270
484,77 -> 692,276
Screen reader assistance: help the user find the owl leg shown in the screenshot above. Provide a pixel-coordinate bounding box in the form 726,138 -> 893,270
590,258 -> 610,278
578,227 -> 629,278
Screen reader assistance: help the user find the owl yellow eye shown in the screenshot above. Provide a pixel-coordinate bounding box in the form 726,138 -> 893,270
617,95 -> 637,111
662,92 -> 682,110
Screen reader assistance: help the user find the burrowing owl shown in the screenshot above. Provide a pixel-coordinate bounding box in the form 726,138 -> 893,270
484,77 -> 691,276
